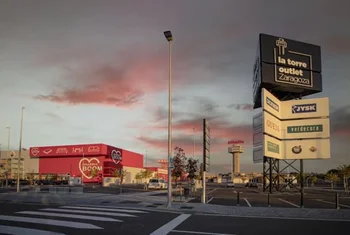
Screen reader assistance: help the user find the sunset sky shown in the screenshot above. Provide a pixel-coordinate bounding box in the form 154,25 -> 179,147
0,0 -> 349,173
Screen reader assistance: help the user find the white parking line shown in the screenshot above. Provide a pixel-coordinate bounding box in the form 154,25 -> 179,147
172,230 -> 236,235
60,206 -> 148,213
40,208 -> 137,217
207,197 -> 214,203
16,211 -> 122,222
0,225 -> 66,235
243,198 -> 252,207
316,199 -> 350,208
0,215 -> 102,229
278,198 -> 299,208
207,188 -> 218,194
149,214 -> 191,235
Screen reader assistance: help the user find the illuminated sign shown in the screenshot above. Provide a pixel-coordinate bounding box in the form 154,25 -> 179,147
79,158 -> 102,179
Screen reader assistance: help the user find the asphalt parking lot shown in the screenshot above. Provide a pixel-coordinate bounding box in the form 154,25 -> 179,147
189,185 -> 350,209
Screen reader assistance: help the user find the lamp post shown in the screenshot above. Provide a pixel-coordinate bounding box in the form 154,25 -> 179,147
164,30 -> 173,208
193,128 -> 196,159
17,107 -> 25,193
6,127 -> 10,187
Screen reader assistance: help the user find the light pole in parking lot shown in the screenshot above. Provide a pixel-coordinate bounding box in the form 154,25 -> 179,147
164,30 -> 173,208
16,107 -> 25,193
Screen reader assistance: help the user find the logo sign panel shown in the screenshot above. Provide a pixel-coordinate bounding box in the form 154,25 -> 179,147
79,158 -> 103,179
262,88 -> 281,119
282,97 -> 329,119
284,138 -> 330,160
263,135 -> 282,159
284,119 -> 329,139
111,150 -> 122,164
263,111 -> 282,139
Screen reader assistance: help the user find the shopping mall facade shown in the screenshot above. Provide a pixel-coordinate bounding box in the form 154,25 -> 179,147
0,143 -> 167,184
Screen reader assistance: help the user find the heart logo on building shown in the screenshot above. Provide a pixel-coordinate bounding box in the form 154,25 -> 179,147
78,158 -> 102,179
31,148 -> 40,156
111,150 -> 122,164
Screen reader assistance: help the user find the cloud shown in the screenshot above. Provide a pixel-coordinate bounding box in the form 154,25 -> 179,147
227,103 -> 254,111
45,112 -> 64,122
330,105 -> 350,137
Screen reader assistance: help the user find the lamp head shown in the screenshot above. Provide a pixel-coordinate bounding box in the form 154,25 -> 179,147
163,31 -> 173,42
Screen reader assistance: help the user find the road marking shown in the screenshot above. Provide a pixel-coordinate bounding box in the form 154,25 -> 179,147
0,225 -> 65,235
0,225 -> 66,235
0,215 -> 102,229
243,198 -> 252,207
207,188 -> 218,194
278,198 -> 299,208
207,197 -> 214,203
40,208 -> 137,217
233,191 -> 237,193
172,230 -> 236,235
17,211 -> 122,222
149,214 -> 191,235
316,199 -> 350,208
60,206 -> 148,213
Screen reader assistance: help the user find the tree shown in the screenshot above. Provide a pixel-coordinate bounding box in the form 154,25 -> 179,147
337,164 -> 350,192
325,172 -> 339,190
185,158 -> 199,181
141,169 -> 153,182
172,146 -> 187,182
111,168 -> 127,184
89,168 -> 99,188
310,175 -> 318,187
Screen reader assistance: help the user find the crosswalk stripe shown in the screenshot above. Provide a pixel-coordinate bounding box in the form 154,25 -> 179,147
60,206 -> 148,214
0,215 -> 102,229
40,208 -> 137,217
0,225 -> 66,235
16,211 -> 122,222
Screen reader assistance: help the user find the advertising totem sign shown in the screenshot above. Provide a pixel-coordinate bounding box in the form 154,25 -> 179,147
252,34 -> 329,194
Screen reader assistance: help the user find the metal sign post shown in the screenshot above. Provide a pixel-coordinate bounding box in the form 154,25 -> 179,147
202,119 -> 210,204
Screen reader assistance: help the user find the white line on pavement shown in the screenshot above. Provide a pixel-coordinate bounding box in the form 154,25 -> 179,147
0,225 -> 66,235
16,211 -> 122,222
316,199 -> 350,208
207,197 -> 214,203
243,198 -> 252,207
0,215 -> 102,229
278,198 -> 299,208
172,230 -> 236,235
149,214 -> 191,235
40,208 -> 137,217
60,206 -> 148,213
207,188 -> 218,194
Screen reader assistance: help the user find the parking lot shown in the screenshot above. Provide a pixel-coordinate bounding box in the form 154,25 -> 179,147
189,185 -> 350,209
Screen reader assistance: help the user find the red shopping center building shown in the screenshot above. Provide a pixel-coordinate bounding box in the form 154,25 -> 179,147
29,143 -> 147,183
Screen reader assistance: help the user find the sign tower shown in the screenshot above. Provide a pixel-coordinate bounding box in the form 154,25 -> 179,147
253,34 -> 330,197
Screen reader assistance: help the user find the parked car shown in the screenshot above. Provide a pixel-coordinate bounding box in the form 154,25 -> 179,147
148,178 -> 168,189
226,182 -> 235,188
246,182 -> 258,188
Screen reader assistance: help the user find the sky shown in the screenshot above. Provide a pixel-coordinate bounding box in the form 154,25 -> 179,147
0,0 -> 349,174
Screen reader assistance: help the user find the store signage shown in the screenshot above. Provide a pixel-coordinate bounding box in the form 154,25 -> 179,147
292,103 -> 316,113
228,140 -> 244,145
266,97 -> 279,112
263,111 -> 282,139
29,144 -> 105,157
267,141 -> 280,154
262,88 -> 281,119
274,38 -> 313,87
111,150 -> 122,164
287,124 -> 323,134
263,136 -> 330,160
79,157 -> 103,179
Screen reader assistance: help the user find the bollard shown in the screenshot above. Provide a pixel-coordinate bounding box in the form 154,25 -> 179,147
300,192 -> 304,208
267,193 -> 271,207
237,192 -> 240,206
335,193 -> 340,209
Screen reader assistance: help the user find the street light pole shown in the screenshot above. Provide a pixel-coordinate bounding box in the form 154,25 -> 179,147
17,107 -> 25,193
164,30 -> 173,208
193,128 -> 195,159
6,127 -> 10,187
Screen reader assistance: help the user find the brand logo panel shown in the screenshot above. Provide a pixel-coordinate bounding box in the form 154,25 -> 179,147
266,97 -> 279,112
292,103 -> 317,113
